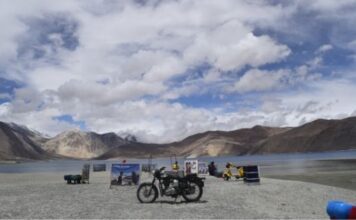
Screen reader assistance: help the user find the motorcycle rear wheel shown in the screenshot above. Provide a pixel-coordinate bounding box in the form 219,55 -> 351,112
182,181 -> 203,202
137,183 -> 158,203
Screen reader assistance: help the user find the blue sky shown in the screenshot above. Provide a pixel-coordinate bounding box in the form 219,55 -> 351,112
53,114 -> 86,130
0,0 -> 356,142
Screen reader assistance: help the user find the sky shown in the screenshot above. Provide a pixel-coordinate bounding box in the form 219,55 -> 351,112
0,0 -> 356,143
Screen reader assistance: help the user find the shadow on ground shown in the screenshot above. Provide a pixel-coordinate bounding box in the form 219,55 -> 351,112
157,200 -> 208,205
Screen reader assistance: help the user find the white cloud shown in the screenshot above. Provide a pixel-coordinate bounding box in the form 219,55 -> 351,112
1,0 -> 293,99
160,84 -> 200,100
260,98 -> 284,114
0,0 -> 356,143
0,93 -> 11,100
229,51 -> 325,94
214,33 -> 290,71
0,102 -> 80,136
300,0 -> 356,11
317,44 -> 333,54
57,79 -> 166,105
2,77 -> 356,143
231,69 -> 288,93
183,22 -> 290,72
1,0 -> 292,92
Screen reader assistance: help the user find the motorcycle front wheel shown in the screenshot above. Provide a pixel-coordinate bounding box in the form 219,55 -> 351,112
137,183 -> 158,203
182,181 -> 203,202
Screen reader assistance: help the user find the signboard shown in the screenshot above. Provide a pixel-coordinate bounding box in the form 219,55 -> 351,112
141,164 -> 157,172
93,164 -> 106,172
184,160 -> 198,175
110,164 -> 140,187
82,164 -> 90,183
198,162 -> 208,175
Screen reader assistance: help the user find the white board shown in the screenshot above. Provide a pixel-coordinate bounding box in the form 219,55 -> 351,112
184,160 -> 198,175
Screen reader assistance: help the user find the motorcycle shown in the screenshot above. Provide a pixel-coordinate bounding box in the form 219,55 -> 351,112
137,167 -> 205,203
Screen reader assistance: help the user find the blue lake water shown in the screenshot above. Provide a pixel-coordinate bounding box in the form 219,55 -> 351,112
1,150 -> 356,174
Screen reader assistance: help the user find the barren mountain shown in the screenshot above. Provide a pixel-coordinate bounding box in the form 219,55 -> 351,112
256,117 -> 356,154
2,116 -> 356,161
172,126 -> 289,157
0,122 -> 53,160
96,142 -> 168,159
97,117 -> 356,159
43,130 -> 127,159
7,123 -> 49,145
97,126 -> 290,159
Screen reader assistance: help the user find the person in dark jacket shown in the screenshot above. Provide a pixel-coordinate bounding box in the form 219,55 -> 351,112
132,171 -> 139,185
118,171 -> 123,185
208,161 -> 217,176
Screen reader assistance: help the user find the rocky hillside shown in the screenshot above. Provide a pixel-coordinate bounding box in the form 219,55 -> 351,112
96,125 -> 290,159
172,126 -> 289,157
1,116 -> 356,160
97,117 -> 356,159
256,117 -> 356,154
0,122 -> 53,160
43,131 -> 127,159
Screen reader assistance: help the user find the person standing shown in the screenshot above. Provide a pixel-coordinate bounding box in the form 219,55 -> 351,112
208,161 -> 217,176
186,162 -> 192,175
172,161 -> 179,171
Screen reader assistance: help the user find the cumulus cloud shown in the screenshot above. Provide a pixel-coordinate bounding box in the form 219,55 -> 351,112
57,79 -> 166,105
0,0 -> 356,142
230,63 -> 322,94
1,78 -> 356,143
231,69 -> 288,93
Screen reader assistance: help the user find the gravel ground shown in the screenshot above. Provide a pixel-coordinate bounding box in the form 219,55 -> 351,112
266,170 -> 356,191
0,172 -> 355,219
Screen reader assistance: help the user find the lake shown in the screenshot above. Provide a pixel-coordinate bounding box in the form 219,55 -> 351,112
1,150 -> 356,174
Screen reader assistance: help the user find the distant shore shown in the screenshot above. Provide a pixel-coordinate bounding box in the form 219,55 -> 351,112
0,160 -> 17,164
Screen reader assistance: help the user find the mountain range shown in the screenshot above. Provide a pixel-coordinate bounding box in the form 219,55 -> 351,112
0,122 -> 53,160
1,117 -> 356,161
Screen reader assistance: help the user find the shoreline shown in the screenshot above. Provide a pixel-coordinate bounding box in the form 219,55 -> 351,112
1,157 -> 356,192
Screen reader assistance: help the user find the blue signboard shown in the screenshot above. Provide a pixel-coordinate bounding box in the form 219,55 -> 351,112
110,164 -> 140,186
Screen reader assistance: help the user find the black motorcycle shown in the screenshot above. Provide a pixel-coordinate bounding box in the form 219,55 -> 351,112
137,167 -> 205,203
